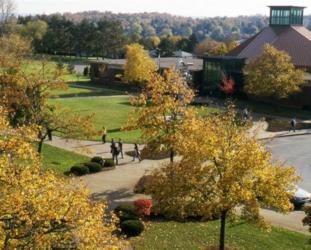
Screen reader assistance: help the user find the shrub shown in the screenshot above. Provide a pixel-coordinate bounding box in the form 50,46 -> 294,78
114,204 -> 138,222
134,175 -> 154,194
134,199 -> 152,217
91,156 -> 104,166
115,204 -> 135,214
120,220 -> 144,237
70,165 -> 90,176
103,158 -> 115,167
140,144 -> 169,160
302,205 -> 311,234
83,162 -> 102,173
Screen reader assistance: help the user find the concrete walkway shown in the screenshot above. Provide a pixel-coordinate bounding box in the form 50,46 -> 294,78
46,137 -> 168,209
46,131 -> 311,234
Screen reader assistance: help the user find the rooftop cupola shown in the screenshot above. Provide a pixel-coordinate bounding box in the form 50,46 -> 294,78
269,6 -> 305,26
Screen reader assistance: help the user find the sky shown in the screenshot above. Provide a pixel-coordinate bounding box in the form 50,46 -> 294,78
16,0 -> 311,17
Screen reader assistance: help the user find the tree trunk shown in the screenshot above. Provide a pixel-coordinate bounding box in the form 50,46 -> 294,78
170,149 -> 174,163
219,210 -> 228,250
38,139 -> 44,154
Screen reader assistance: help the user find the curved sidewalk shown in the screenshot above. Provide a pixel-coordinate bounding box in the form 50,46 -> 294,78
46,136 -> 168,208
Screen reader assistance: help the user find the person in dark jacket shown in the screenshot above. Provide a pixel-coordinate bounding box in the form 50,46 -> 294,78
118,138 -> 124,159
289,118 -> 297,132
133,143 -> 141,162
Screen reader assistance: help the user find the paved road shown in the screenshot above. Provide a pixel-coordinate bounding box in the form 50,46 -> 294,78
267,134 -> 311,192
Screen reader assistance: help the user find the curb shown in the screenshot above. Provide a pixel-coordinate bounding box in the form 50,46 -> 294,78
259,131 -> 311,141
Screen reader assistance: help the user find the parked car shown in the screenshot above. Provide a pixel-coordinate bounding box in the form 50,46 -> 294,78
291,187 -> 311,210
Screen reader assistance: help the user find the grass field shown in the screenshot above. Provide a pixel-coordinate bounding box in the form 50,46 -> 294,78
49,95 -> 140,142
50,84 -> 127,98
24,59 -> 89,83
131,220 -> 311,250
50,90 -> 221,142
41,143 -> 89,174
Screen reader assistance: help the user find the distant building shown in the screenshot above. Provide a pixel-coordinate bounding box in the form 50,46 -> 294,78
173,50 -> 194,59
202,5 -> 311,108
228,6 -> 311,72
90,57 -> 203,84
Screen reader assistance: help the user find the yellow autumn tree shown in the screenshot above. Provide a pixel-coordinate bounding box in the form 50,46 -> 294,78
0,35 -> 97,153
146,104 -> 299,250
244,44 -> 305,99
0,107 -> 121,249
123,43 -> 157,85
125,68 -> 195,162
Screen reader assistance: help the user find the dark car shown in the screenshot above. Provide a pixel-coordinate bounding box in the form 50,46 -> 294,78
291,187 -> 311,210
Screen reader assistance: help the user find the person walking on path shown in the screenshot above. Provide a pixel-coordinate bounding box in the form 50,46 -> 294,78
47,128 -> 53,141
110,139 -> 119,165
133,143 -> 141,162
243,108 -> 249,120
102,126 -> 107,144
290,118 -> 297,132
118,138 -> 124,159
110,139 -> 116,157
113,147 -> 120,165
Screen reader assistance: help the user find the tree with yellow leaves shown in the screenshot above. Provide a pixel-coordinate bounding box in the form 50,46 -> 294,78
0,107 -> 121,249
244,44 -> 305,99
123,43 -> 157,85
36,105 -> 96,153
0,35 -> 96,153
146,104 -> 299,250
125,68 -> 195,162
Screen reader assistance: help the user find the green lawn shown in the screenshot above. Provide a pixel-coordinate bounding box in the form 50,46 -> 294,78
131,220 -> 311,250
49,95 -> 140,142
50,85 -> 126,98
49,92 -> 221,143
23,59 -> 90,83
41,143 -> 89,174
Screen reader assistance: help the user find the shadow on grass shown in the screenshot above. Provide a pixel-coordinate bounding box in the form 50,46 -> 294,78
74,81 -> 140,93
51,161 -> 61,165
118,101 -> 133,106
108,128 -> 122,133
53,91 -> 124,99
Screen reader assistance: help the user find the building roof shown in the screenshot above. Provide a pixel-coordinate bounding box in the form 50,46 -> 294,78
227,25 -> 311,68
173,50 -> 194,58
268,5 -> 306,8
91,57 -> 203,72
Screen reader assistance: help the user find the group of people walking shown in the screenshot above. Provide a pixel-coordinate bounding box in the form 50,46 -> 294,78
102,126 -> 141,165
109,139 -> 141,165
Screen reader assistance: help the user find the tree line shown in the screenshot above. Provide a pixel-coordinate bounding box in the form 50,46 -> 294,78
2,2 -> 311,58
39,11 -> 311,40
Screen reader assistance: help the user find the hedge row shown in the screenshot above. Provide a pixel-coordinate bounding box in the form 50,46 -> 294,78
70,156 -> 116,176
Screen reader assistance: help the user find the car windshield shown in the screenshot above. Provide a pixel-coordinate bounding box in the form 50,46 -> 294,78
295,188 -> 311,198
